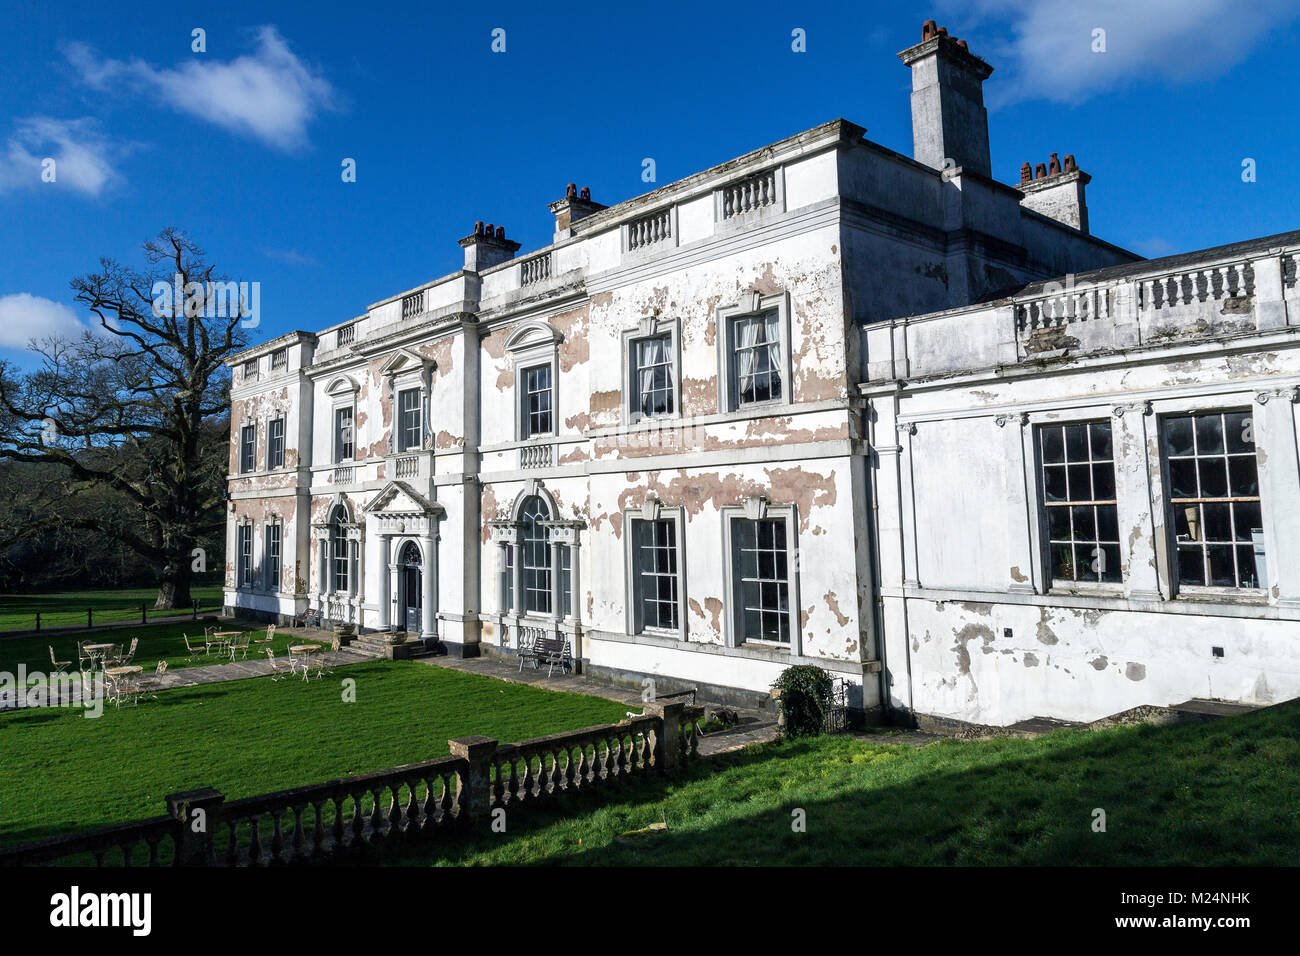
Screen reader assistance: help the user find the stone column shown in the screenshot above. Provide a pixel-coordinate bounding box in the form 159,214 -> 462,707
447,735 -> 497,825
1253,387 -> 1300,608
1113,401 -> 1164,601
550,539 -> 563,624
569,537 -> 581,622
421,534 -> 437,639
166,787 -> 225,866
512,541 -> 524,617
377,535 -> 391,630
496,542 -> 508,614
896,421 -> 921,588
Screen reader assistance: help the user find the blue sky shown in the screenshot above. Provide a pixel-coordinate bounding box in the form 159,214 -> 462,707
2,0 -> 1298,356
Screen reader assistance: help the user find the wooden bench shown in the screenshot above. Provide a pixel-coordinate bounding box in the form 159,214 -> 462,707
518,629 -> 572,677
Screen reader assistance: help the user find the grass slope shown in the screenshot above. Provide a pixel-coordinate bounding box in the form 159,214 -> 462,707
385,699 -> 1300,867
0,661 -> 628,847
0,587 -> 223,631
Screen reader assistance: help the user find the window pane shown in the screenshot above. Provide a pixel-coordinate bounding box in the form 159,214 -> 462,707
1040,427 -> 1065,464
1224,411 -> 1254,453
1177,545 -> 1205,585
1195,414 -> 1225,454
1047,506 -> 1071,541
1067,464 -> 1091,500
1044,466 -> 1067,502
1228,456 -> 1259,497
1168,458 -> 1198,499
1097,505 -> 1119,542
1234,501 -> 1262,541
1088,422 -> 1113,460
1197,458 -> 1227,497
1071,505 -> 1095,540
1165,416 -> 1194,457
1091,463 -> 1115,500
1064,424 -> 1088,462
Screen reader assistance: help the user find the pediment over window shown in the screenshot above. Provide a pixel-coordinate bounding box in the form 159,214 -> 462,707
377,348 -> 435,377
363,480 -> 445,518
324,374 -> 360,397
504,320 -> 562,354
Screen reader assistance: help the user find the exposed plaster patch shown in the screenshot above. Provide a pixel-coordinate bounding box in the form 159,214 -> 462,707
1125,662 -> 1147,682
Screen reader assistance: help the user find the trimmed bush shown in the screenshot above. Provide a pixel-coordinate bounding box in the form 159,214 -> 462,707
772,664 -> 834,739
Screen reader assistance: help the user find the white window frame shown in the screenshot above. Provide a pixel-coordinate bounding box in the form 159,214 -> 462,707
519,362 -> 556,441
721,499 -> 800,656
623,501 -> 687,638
334,405 -> 355,463
1034,419 -> 1124,589
504,321 -> 562,442
396,384 -> 423,452
622,316 -> 682,425
715,291 -> 792,414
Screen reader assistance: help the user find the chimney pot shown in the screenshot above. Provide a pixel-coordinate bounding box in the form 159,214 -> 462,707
1034,163 -> 1047,180
1063,153 -> 1077,172
1020,162 -> 1032,184
922,19 -> 937,40
580,186 -> 591,200
495,226 -> 505,239
937,26 -> 948,36
474,220 -> 484,235
1048,152 -> 1061,176
956,39 -> 967,51
566,183 -> 577,198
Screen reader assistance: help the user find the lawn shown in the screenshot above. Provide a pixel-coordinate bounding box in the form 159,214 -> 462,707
0,620 -> 301,678
382,699 -> 1300,867
0,660 -> 630,847
0,587 -> 223,632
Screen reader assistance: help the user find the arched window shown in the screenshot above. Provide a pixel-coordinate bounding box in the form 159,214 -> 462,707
520,495 -> 551,614
330,505 -> 350,593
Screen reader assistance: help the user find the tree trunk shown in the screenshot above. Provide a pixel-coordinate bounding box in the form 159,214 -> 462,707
155,557 -> 193,610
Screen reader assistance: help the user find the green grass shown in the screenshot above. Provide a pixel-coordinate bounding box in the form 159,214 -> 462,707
0,587 -> 223,631
0,620 -> 308,678
0,660 -> 629,847
382,700 -> 1300,867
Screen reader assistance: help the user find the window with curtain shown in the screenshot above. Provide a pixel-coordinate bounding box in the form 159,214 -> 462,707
634,518 -> 679,630
732,310 -> 781,406
633,335 -> 673,418
398,387 -> 421,451
330,507 -> 350,593
520,495 -> 552,614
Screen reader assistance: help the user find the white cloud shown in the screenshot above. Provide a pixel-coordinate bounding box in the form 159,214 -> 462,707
0,294 -> 92,349
65,26 -> 337,151
0,117 -> 123,197
938,0 -> 1300,106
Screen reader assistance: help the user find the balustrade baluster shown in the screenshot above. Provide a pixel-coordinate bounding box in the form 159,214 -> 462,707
270,813 -> 285,863
248,814 -> 264,865
290,804 -> 307,861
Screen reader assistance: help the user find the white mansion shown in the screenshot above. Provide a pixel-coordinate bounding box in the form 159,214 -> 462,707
225,22 -> 1300,729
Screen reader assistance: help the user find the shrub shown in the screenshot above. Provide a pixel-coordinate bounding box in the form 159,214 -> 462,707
772,664 -> 834,739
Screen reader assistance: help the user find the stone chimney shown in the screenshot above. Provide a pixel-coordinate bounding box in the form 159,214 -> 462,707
1017,153 -> 1091,233
898,20 -> 994,178
458,221 -> 521,271
548,184 -> 606,243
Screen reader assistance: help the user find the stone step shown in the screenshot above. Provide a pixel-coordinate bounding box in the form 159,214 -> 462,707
1168,698 -> 1264,718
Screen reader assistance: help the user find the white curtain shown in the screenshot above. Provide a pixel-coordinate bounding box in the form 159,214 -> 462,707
763,311 -> 781,395
735,317 -> 761,398
638,337 -> 668,415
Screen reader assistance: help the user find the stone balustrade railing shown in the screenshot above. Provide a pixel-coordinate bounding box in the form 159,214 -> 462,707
627,208 -> 672,250
722,169 -> 778,219
520,253 -> 552,286
332,465 -> 356,484
394,455 -> 419,478
519,443 -> 553,469
401,290 -> 425,319
0,701 -> 703,867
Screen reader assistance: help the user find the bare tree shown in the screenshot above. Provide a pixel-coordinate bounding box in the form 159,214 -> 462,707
0,229 -> 247,608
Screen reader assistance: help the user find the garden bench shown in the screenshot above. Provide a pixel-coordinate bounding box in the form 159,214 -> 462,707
518,629 -> 572,677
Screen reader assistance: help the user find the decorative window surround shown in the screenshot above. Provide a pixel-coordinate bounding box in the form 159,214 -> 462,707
623,496 -> 687,639
264,518 -> 283,592
721,496 -> 801,656
267,417 -> 286,470
621,315 -> 682,425
325,374 -> 360,464
378,348 -> 436,455
504,321 -> 562,442
715,290 -> 793,414
239,422 -> 256,474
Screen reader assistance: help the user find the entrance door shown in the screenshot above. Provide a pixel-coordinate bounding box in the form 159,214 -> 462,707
399,542 -> 422,634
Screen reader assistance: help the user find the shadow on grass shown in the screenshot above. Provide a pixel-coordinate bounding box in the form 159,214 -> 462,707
369,700 -> 1300,867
